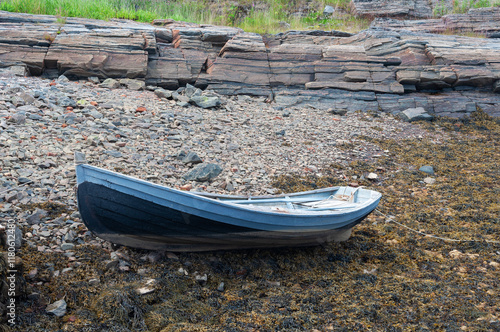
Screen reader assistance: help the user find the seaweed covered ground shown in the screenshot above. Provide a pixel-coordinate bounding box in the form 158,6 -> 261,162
8,111 -> 500,331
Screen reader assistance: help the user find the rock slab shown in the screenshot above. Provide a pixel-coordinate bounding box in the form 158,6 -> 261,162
182,163 -> 223,182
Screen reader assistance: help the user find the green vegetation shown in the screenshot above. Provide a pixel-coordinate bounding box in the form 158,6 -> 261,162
433,0 -> 500,17
0,0 -> 369,34
453,0 -> 499,13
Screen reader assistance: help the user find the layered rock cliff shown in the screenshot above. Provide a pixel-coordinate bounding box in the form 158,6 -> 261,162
1,10 -> 499,117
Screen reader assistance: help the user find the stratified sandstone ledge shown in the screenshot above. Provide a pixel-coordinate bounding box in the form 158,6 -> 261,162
351,0 -> 434,19
371,7 -> 500,37
1,11 -> 499,118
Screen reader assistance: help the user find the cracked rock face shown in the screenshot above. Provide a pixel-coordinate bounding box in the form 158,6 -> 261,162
351,0 -> 434,18
0,11 -> 499,118
371,7 -> 500,36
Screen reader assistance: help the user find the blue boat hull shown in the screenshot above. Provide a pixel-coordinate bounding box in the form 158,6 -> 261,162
76,164 -> 381,251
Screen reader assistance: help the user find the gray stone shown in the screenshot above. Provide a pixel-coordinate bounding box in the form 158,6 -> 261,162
226,181 -> 235,191
399,107 -> 434,122
63,112 -> 77,123
324,5 -> 335,15
185,84 -> 202,98
74,151 -> 87,165
88,76 -> 100,84
176,150 -> 187,160
154,88 -> 172,99
11,96 -> 25,107
28,113 -> 42,120
45,299 -> 67,317
61,243 -> 75,251
14,226 -> 23,249
8,113 -> 26,124
329,108 -> 348,116
217,282 -> 225,292
105,150 -> 122,158
190,96 -> 220,109
182,163 -> 223,182
119,78 -> 145,91
494,80 -> 500,93
57,75 -> 69,82
37,160 -> 56,169
195,273 -> 208,285
177,101 -> 190,107
173,93 -> 190,103
104,259 -> 119,271
63,230 -> 76,242
20,92 -> 35,105
1,225 -> 23,249
89,110 -> 103,119
182,152 -> 203,164
99,78 -> 120,89
419,166 -> 435,175
57,96 -> 76,108
38,231 -> 51,237
18,177 -> 31,184
2,65 -> 28,76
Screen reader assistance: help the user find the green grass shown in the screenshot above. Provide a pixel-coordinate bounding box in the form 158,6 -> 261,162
0,0 -> 206,23
433,0 -> 500,16
453,0 -> 500,13
0,0 -> 369,34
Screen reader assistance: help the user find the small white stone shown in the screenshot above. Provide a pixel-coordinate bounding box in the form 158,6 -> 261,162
424,177 -> 436,184
46,299 -> 67,317
136,286 -> 155,295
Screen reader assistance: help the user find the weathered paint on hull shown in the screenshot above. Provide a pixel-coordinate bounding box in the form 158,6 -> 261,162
78,182 -> 366,251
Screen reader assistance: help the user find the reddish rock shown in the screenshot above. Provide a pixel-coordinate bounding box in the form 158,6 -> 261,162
180,184 -> 193,191
352,0 -> 433,18
371,7 -> 500,36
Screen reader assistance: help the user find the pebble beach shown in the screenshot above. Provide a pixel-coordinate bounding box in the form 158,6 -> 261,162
1,71 -> 499,331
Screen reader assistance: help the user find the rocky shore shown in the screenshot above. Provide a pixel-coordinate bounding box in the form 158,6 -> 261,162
1,67 -> 499,331
0,8 -> 499,332
1,10 -> 500,118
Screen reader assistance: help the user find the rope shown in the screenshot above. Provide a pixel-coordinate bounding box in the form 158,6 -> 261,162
375,209 -> 500,244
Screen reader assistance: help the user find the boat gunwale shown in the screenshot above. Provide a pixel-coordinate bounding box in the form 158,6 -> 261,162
76,164 -> 381,223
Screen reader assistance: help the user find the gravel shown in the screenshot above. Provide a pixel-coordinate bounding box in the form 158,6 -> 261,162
0,72 -> 449,253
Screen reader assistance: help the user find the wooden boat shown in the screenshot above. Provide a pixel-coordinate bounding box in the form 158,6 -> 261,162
76,163 -> 382,251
